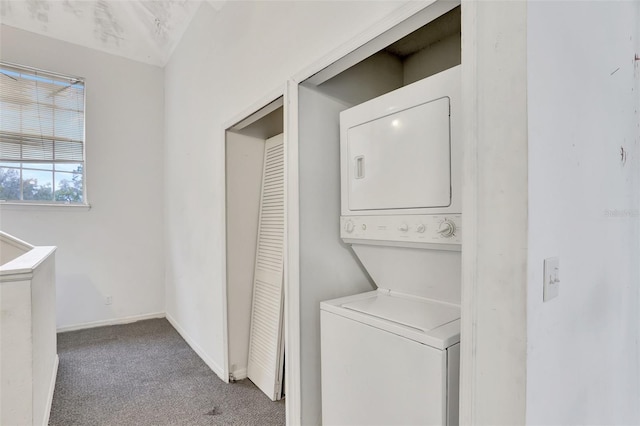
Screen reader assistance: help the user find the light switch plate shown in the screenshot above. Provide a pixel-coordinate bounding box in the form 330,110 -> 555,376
543,257 -> 560,302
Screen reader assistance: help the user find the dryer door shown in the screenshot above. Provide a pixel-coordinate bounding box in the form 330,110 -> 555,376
346,97 -> 451,211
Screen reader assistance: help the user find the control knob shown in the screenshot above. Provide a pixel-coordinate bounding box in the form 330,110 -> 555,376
398,223 -> 409,232
344,220 -> 355,233
437,219 -> 456,238
416,224 -> 426,233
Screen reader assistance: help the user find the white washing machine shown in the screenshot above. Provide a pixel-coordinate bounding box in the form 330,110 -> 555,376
321,290 -> 460,426
320,65 -> 462,425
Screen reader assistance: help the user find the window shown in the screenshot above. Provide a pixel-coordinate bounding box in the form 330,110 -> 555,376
0,62 -> 85,204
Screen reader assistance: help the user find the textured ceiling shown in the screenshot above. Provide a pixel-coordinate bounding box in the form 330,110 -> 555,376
0,1 -> 224,67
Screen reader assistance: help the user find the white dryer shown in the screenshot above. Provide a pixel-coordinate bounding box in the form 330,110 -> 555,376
320,65 -> 462,425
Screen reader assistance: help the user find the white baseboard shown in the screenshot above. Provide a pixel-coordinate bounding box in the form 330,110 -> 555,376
231,367 -> 247,381
166,313 -> 226,381
56,312 -> 166,333
43,354 -> 59,426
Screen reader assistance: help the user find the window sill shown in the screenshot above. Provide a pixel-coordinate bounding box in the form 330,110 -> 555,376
0,202 -> 91,211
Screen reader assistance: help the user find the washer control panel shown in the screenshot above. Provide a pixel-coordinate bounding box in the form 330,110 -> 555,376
340,215 -> 462,245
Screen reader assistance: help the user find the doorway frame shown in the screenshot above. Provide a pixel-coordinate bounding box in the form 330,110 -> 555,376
220,84 -> 287,387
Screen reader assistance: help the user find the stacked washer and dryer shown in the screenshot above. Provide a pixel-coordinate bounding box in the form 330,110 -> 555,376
320,65 -> 462,425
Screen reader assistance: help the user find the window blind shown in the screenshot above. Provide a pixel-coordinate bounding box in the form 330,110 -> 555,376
0,62 -> 85,163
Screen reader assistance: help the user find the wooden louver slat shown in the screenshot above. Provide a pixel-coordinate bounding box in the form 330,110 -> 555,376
247,133 -> 285,402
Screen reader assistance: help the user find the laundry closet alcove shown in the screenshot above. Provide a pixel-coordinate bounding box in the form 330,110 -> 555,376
292,2 -> 462,423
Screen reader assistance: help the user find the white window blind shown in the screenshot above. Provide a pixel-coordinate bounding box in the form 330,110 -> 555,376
0,62 -> 86,203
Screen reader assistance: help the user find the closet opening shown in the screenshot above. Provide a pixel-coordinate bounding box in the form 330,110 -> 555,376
293,1 -> 462,422
224,96 -> 286,402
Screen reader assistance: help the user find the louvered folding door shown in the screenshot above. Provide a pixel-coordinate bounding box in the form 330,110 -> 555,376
247,133 -> 285,401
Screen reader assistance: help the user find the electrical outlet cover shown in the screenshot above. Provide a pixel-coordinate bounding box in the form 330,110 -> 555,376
543,257 -> 560,302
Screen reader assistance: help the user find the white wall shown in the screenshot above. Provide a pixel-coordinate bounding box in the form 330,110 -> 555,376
403,32 -> 460,85
527,2 -> 640,424
163,0 -> 407,384
316,52 -> 403,106
0,26 -> 165,330
298,85 -> 380,425
459,2 -> 528,424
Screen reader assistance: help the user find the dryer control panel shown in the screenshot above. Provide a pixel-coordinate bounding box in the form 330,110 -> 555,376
340,215 -> 462,247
